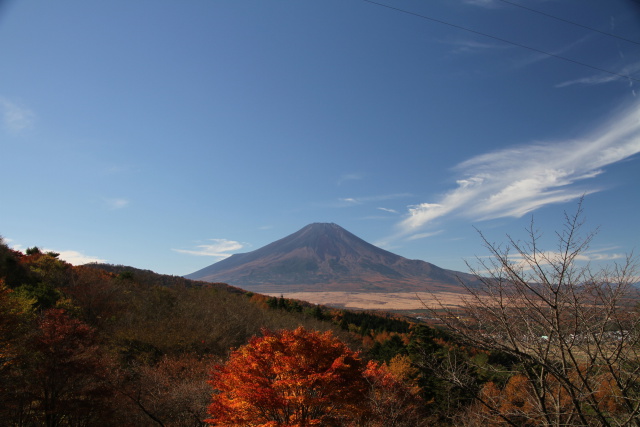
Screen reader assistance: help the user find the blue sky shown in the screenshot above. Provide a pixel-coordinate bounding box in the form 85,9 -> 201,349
1,0 -> 639,276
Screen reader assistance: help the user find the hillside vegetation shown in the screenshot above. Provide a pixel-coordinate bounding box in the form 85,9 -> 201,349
1,206 -> 639,427
0,239 -> 473,426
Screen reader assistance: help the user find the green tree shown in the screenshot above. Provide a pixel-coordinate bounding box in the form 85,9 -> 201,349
14,251 -> 72,310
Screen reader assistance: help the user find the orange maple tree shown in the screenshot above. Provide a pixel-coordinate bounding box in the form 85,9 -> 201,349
475,372 -> 626,426
207,326 -> 427,427
363,360 -> 427,427
207,327 -> 370,426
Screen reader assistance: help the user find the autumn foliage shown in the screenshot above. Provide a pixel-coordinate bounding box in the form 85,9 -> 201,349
1,308 -> 114,426
207,327 -> 426,427
13,233 -> 639,426
207,327 -> 368,426
363,358 -> 427,427
473,370 -> 628,426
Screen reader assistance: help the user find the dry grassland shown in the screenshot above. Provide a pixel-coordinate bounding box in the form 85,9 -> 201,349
267,291 -> 471,310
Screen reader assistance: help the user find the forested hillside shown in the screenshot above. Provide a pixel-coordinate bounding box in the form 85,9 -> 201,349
0,238 -> 466,425
2,222 -> 639,427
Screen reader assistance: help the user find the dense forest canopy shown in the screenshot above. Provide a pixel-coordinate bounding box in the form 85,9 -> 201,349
0,238 -> 438,425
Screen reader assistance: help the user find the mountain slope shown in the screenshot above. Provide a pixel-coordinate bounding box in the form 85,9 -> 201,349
186,223 -> 477,293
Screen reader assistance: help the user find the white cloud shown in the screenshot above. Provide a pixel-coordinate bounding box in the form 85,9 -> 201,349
398,101 -> 640,234
1,97 -> 35,133
556,74 -> 621,88
575,252 -> 626,262
340,197 -> 359,204
4,239 -> 25,254
377,207 -> 399,214
173,239 -> 245,259
5,239 -> 106,265
321,193 -> 412,209
407,230 -> 445,241
339,193 -> 412,205
105,198 -> 130,210
470,247 -> 627,277
449,39 -> 510,54
49,249 -> 107,265
509,249 -> 625,273
556,62 -> 640,89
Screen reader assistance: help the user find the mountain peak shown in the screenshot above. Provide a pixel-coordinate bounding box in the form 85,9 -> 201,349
186,223 -> 476,294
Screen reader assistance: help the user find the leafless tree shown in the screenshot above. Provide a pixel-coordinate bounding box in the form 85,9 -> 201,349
424,200 -> 640,426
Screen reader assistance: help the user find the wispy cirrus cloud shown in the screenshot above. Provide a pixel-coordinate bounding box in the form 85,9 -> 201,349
173,239 -> 245,259
575,249 -> 626,262
397,101 -> 640,235
339,193 -> 412,206
513,34 -> 592,69
406,230 -> 445,241
480,248 -> 627,275
377,207 -> 399,214
448,38 -> 511,54
1,97 -> 35,133
556,61 -> 640,92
